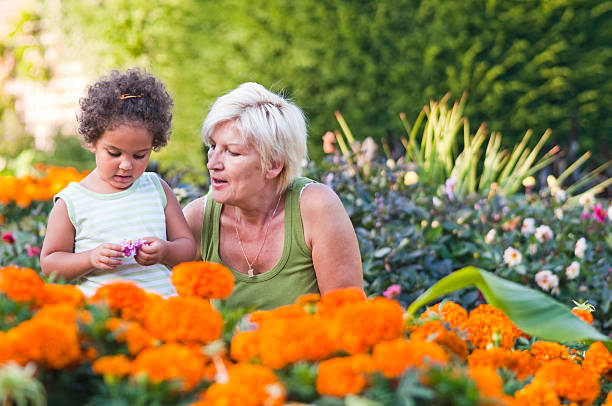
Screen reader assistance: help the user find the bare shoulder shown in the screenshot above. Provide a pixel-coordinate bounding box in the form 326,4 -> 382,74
299,182 -> 342,213
183,195 -> 207,228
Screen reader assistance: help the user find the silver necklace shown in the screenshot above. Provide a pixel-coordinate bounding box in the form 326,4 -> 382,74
233,194 -> 282,277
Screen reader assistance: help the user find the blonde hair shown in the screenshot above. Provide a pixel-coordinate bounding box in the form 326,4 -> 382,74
202,82 -> 307,193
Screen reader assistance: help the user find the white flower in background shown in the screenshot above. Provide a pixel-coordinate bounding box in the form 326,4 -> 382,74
521,218 -> 535,236
535,225 -> 554,242
528,244 -> 538,256
432,196 -> 442,207
608,204 -> 612,221
575,237 -> 587,259
535,270 -> 559,291
554,208 -> 563,220
403,171 -> 418,186
503,247 -> 522,267
565,261 -> 580,279
578,193 -> 595,208
554,189 -> 566,203
485,229 -> 496,244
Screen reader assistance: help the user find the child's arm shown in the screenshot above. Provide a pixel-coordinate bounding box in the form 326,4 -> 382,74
40,198 -> 125,280
135,180 -> 196,268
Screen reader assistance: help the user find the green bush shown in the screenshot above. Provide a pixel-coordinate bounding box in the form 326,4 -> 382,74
41,0 -> 612,172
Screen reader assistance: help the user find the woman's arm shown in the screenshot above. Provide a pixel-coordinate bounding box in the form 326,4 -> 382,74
300,183 -> 363,294
182,195 -> 206,261
40,198 -> 125,280
136,180 -> 197,267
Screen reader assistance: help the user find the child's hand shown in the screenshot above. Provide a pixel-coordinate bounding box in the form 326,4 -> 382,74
89,243 -> 125,270
134,237 -> 168,266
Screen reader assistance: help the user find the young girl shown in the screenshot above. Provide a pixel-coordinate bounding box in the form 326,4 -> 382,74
40,68 -> 196,296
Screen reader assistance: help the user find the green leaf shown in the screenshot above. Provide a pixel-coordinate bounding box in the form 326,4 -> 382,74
406,266 -> 611,354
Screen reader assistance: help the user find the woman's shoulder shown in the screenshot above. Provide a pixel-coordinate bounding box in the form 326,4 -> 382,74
298,182 -> 342,213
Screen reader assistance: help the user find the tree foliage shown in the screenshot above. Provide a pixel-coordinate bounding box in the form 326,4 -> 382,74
43,0 -> 612,173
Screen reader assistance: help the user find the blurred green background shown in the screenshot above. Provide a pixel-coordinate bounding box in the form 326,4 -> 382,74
1,0 -> 611,182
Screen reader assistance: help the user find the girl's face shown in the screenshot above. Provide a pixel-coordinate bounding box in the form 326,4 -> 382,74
88,124 -> 153,193
206,121 -> 268,206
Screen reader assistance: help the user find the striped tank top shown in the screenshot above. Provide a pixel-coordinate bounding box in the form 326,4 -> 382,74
55,172 -> 176,297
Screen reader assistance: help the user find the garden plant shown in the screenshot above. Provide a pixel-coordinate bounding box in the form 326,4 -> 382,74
0,97 -> 610,404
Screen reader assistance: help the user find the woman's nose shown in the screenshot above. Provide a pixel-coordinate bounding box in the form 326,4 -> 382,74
206,149 -> 222,170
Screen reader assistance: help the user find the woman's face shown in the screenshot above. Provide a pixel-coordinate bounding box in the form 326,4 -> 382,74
206,121 -> 266,205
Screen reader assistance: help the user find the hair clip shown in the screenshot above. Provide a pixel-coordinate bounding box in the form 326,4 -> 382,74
120,94 -> 143,100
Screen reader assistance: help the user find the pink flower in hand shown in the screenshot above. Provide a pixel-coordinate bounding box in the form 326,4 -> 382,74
383,284 -> 402,299
120,238 -> 146,257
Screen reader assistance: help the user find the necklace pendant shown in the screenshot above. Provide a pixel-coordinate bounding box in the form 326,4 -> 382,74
248,267 -> 254,278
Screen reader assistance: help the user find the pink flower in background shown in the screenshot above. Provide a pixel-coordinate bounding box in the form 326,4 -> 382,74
322,131 -> 336,154
592,203 -> 607,223
383,284 -> 401,299
26,245 -> 41,257
1,232 -> 14,244
445,177 -> 457,200
120,238 -> 146,257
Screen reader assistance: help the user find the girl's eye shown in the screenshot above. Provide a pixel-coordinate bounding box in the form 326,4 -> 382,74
108,151 -> 121,157
134,154 -> 146,159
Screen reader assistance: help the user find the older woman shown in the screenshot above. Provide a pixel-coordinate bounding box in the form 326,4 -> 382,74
183,82 -> 363,310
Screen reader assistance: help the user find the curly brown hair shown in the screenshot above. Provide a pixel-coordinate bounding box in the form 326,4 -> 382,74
77,68 -> 173,150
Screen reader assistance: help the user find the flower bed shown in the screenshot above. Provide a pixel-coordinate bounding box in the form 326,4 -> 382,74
0,263 -> 610,405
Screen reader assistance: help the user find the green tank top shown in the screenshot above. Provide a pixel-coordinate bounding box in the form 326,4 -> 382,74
201,177 -> 320,310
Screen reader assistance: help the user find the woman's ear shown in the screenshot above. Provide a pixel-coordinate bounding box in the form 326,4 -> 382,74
265,162 -> 284,179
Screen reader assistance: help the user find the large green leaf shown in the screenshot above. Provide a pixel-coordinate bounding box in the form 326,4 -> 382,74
406,266 -> 612,354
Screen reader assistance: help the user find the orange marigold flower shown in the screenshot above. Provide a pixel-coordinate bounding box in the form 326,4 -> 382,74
144,296 -> 223,345
530,341 -> 570,363
92,355 -> 132,377
6,316 -> 81,369
90,282 -> 148,322
466,304 -> 522,349
582,341 -> 612,378
420,301 -> 468,330
316,354 -> 373,397
295,293 -> 321,314
250,304 -> 308,325
0,266 -> 44,305
513,381 -> 561,406
171,261 -> 234,299
39,283 -> 84,307
468,366 -> 504,400
533,359 -> 600,405
197,362 -> 285,406
372,338 -> 449,378
410,320 -> 468,360
467,348 -> 539,380
132,343 -> 207,391
571,309 -> 593,325
230,331 -> 260,362
255,311 -> 334,369
326,297 -> 404,354
33,303 -> 77,326
316,287 -> 367,318
604,390 -> 612,406
107,318 -> 158,355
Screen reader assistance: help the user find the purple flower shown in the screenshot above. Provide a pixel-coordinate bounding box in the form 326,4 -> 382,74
445,177 -> 457,200
383,284 -> 401,299
120,238 -> 146,257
